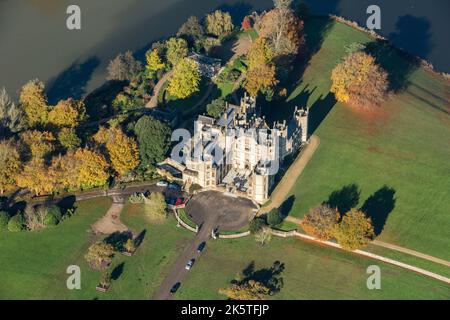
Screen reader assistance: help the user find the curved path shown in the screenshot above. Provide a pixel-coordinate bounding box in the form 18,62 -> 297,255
146,71 -> 173,109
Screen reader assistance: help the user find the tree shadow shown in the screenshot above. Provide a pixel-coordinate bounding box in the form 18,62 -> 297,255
307,92 -> 337,135
111,262 -> 125,281
238,260 -> 285,294
104,231 -> 133,251
46,56 -> 100,104
83,80 -> 127,121
279,195 -> 295,219
134,229 -> 147,248
361,186 -> 396,236
56,195 -> 77,216
327,183 -> 360,215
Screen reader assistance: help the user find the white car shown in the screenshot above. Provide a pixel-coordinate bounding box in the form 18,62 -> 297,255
185,259 -> 195,270
157,180 -> 168,187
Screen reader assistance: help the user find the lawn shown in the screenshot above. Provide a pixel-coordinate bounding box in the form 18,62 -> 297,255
177,237 -> 450,300
0,199 -> 193,299
266,17 -> 450,261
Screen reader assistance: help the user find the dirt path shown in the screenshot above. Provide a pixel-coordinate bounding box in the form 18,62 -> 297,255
260,135 -> 320,214
146,71 -> 173,109
91,202 -> 128,235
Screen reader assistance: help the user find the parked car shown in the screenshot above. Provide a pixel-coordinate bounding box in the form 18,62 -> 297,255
197,242 -> 206,253
170,282 -> 181,294
157,180 -> 169,187
185,259 -> 195,270
168,183 -> 181,190
175,197 -> 184,206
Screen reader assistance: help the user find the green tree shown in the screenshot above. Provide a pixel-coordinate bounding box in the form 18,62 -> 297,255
0,211 -> 10,231
206,10 -> 234,37
166,37 -> 189,67
301,204 -> 340,240
177,16 -> 205,43
58,127 -> 81,151
206,98 -> 227,118
334,209 -> 375,251
267,208 -> 282,227
134,115 -> 172,167
8,214 -> 25,232
249,217 -> 266,234
19,79 -> 49,127
167,58 -> 201,99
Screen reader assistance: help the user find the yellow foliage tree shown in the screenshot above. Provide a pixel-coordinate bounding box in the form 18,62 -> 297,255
331,51 -> 388,108
146,49 -> 165,73
48,98 -> 86,127
333,208 -> 375,251
16,158 -> 55,196
245,64 -> 278,98
0,140 -> 21,194
94,126 -> 139,175
73,148 -> 110,190
167,58 -> 201,99
219,280 -> 270,300
248,38 -> 273,69
205,10 -> 234,37
21,130 -> 56,159
19,79 -> 50,127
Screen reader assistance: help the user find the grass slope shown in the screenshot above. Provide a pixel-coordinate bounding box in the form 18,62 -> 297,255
276,18 -> 450,261
177,237 -> 450,300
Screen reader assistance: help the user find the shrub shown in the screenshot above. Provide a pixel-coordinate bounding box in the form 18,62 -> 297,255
43,205 -> 62,226
267,208 -> 283,227
8,213 -> 25,232
301,204 -> 340,240
0,211 -> 10,231
333,209 -> 375,251
128,192 -> 146,204
249,217 -> 266,234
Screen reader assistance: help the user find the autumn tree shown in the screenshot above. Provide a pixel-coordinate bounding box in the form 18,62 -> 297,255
21,130 -> 56,159
177,16 -> 205,43
107,51 -> 142,81
48,98 -> 86,128
134,115 -> 172,167
241,16 -> 253,31
0,140 -> 21,194
16,158 -> 55,195
85,242 -> 115,270
206,10 -> 234,37
0,87 -> 24,134
166,37 -> 189,67
167,58 -> 201,99
19,79 -> 50,127
331,51 -> 389,108
254,226 -> 272,246
301,204 -> 340,240
333,209 -> 375,251
146,49 -> 165,73
73,148 -> 110,190
57,127 -> 81,151
94,126 -> 139,176
258,5 -> 304,61
219,280 -> 270,300
245,64 -> 278,98
248,38 -> 273,69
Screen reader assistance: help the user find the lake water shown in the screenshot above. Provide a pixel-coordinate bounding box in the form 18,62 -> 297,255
0,0 -> 449,102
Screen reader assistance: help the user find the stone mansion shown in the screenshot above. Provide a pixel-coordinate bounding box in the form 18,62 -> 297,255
164,94 -> 309,204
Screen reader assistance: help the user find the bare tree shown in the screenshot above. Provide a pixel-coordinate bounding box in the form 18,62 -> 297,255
254,226 -> 272,246
0,87 -> 24,133
273,0 -> 293,9
107,51 -> 142,81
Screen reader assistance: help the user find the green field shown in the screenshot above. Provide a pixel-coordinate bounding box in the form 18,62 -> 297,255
0,199 -> 193,299
271,17 -> 450,261
177,237 -> 450,300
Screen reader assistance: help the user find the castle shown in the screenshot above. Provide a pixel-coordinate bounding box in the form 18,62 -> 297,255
168,94 -> 309,204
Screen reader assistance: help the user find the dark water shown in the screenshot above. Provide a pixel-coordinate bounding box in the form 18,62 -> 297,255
0,0 -> 449,102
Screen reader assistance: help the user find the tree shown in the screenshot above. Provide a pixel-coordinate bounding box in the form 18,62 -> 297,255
19,79 -> 49,127
0,87 -> 24,134
205,10 -> 234,37
248,38 -> 274,69
134,115 -> 172,167
273,0 -> 293,9
24,206 -> 47,231
21,130 -> 56,159
241,16 -> 253,31
146,49 -> 165,73
245,64 -> 278,98
107,51 -> 142,81
219,280 -> 270,300
301,204 -> 339,240
0,211 -> 10,232
58,127 -> 81,151
254,226 -> 272,246
73,148 -> 110,189
8,214 -> 25,232
94,126 -> 139,176
333,209 -> 375,251
177,16 -> 205,42
16,158 -> 55,195
258,7 -> 305,60
0,140 -> 21,194
249,217 -> 266,234
167,58 -> 201,99
48,98 -> 86,127
143,192 -> 167,220
166,37 -> 189,67
267,208 -> 282,227
85,242 -> 115,270
331,51 -> 388,108
206,98 -> 227,118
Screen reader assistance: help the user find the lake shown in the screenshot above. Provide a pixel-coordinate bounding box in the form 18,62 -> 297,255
0,0 -> 449,102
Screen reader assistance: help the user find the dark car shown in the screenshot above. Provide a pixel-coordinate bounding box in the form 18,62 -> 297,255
168,183 -> 181,190
170,282 -> 181,294
197,242 -> 206,253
